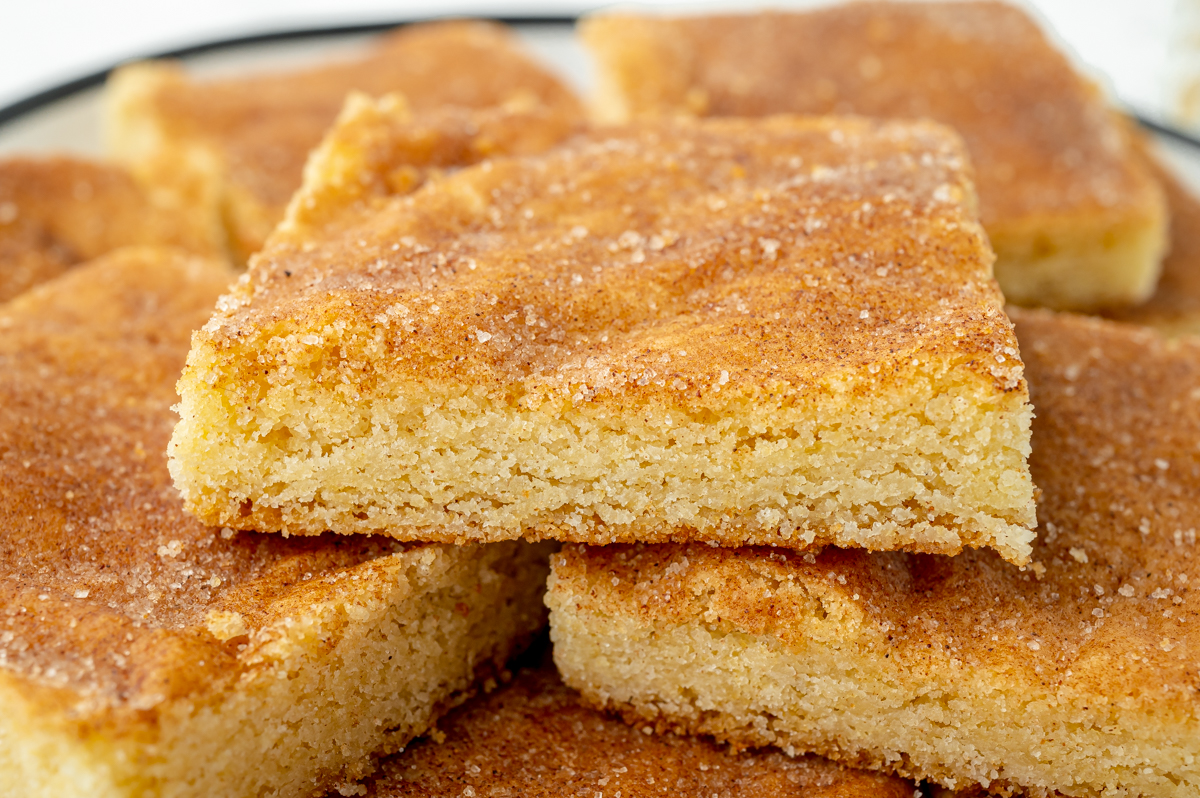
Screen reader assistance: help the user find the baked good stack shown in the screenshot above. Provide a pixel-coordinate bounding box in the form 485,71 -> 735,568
1,4 -> 1197,797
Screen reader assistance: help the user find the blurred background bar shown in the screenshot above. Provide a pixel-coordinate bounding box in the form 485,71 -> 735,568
0,0 -> 1186,125
1171,0 -> 1200,132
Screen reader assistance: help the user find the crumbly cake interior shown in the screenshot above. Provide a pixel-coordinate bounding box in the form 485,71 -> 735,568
353,649 -> 915,798
0,247 -> 552,798
171,115 -> 1036,563
580,2 -> 1167,312
105,20 -> 582,264
0,156 -> 223,302
548,308 -> 1200,798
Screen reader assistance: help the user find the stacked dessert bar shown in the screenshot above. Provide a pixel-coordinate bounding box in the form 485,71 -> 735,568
2,4 -> 1197,797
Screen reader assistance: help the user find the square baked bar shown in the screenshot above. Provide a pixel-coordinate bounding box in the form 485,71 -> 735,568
1105,148 -> 1200,336
171,113 -> 1036,563
0,247 -> 551,798
344,651 -> 916,798
107,20 -> 581,263
582,2 -> 1167,311
0,156 -> 223,302
548,308 -> 1200,798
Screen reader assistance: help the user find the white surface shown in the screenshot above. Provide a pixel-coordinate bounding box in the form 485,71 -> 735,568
0,1 -> 1183,118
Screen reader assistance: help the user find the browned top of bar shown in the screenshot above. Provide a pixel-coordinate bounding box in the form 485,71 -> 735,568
278,93 -> 582,236
365,657 -> 914,798
0,247 -> 419,725
196,116 -> 1021,413
1106,150 -> 1200,332
132,20 -> 582,213
555,308 -> 1200,707
0,157 -> 222,303
581,2 -> 1158,230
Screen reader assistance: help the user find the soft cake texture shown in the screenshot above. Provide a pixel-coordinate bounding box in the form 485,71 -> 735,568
346,651 -> 915,798
106,20 -> 582,263
170,114 -> 1036,563
581,2 -> 1167,312
1105,148 -> 1200,336
0,247 -> 551,798
0,156 -> 223,302
548,308 -> 1200,798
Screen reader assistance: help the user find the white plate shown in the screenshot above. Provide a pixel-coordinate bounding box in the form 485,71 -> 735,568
0,19 -> 1197,196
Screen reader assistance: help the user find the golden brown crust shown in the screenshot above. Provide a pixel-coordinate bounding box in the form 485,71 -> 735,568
580,3 -> 1156,231
204,115 -> 1019,404
581,3 -> 1167,312
109,20 -> 582,263
556,307 -> 1200,704
550,308 -> 1200,795
280,93 -> 584,237
364,656 -> 915,798
0,157 -> 223,303
0,247 -> 425,727
173,115 -> 1034,559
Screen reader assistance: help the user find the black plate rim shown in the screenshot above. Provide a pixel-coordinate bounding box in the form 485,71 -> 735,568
0,14 -> 578,130
1,12 -> 1198,153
